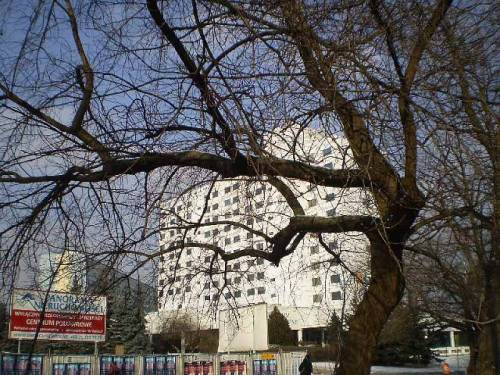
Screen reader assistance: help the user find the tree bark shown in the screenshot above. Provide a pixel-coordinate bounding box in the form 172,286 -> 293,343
466,330 -> 480,375
478,322 -> 496,375
336,239 -> 405,375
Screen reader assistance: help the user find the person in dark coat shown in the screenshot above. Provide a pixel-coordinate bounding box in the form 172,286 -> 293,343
298,352 -> 313,375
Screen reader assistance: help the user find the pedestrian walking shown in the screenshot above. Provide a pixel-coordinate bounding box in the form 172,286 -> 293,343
298,352 -> 312,375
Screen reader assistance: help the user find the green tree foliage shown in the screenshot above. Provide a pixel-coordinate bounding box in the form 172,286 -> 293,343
373,305 -> 436,365
268,307 -> 295,346
102,287 -> 151,354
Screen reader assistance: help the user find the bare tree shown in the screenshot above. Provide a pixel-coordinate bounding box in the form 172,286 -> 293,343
405,6 -> 499,372
0,0 -> 496,373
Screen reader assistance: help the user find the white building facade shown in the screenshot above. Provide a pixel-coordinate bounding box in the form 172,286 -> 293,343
154,127 -> 372,332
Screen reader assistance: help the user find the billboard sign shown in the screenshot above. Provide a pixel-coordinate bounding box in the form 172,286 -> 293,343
9,288 -> 106,342
218,303 -> 268,352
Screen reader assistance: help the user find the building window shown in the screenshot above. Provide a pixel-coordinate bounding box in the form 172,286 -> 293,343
213,281 -> 219,287
168,289 -> 174,296
224,186 -> 231,194
185,286 -> 191,292
204,231 -> 211,238
313,294 -> 323,303
212,203 -> 219,210
204,282 -> 210,289
247,259 -> 255,267
233,196 -> 239,204
247,288 -> 255,296
326,192 -> 335,201
204,295 -> 210,301
257,287 -> 265,295
224,199 -> 231,206
331,274 -> 341,283
311,263 -> 320,271
224,292 -> 231,299
170,230 -> 175,236
257,257 -> 264,265
308,199 -> 317,207
225,238 -> 231,245
234,277 -> 241,284
234,235 -> 240,243
247,274 -> 255,282
312,277 -> 321,286
256,202 -> 264,209
205,256 -> 211,263
324,162 -> 333,169
224,225 -> 231,232
323,147 -> 332,156
256,243 -> 264,250
331,291 -> 342,300
326,208 -> 336,217
246,218 -> 253,225
233,209 -> 239,215
187,248 -> 192,255
233,263 -> 240,270
159,279 -> 164,286
329,240 -> 338,250
212,191 -> 218,198
257,272 -> 265,280
246,232 -> 253,239
206,206 -> 211,213
256,188 -> 263,195
235,291 -> 241,298
169,253 -> 175,260
310,246 -> 319,255
233,183 -> 240,190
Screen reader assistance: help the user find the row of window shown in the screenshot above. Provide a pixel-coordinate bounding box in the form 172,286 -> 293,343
211,184 -> 266,198
160,289 -> 341,302
313,291 -> 342,302
204,286 -> 267,300
309,241 -> 338,255
312,274 -> 341,286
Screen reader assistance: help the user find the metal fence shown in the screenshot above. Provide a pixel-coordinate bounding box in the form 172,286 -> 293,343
0,352 -> 307,375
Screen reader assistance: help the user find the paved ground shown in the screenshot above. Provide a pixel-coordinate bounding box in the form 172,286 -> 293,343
312,355 -> 468,375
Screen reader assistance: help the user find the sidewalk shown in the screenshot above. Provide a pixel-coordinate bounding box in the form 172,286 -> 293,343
313,362 -> 465,375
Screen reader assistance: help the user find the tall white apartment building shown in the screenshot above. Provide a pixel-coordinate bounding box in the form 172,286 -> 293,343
154,127 -> 371,332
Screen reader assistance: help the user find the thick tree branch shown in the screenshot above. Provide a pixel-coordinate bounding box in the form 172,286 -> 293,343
147,0 -> 242,161
0,152 -> 368,188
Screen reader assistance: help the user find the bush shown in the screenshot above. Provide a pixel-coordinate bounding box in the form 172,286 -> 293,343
268,307 -> 295,346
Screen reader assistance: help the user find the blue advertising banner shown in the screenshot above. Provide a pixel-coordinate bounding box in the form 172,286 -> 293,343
51,363 -> 91,375
144,356 -> 176,375
0,354 -> 43,375
252,360 -> 276,375
100,356 -> 135,375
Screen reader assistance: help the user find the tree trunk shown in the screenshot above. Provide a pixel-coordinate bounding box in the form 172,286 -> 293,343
477,319 -> 497,375
466,330 -> 480,375
336,240 -> 405,375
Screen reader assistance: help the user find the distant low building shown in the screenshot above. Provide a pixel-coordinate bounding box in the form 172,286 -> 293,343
37,250 -> 156,312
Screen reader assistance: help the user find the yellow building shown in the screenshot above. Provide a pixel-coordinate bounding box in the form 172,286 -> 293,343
37,250 -> 86,292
